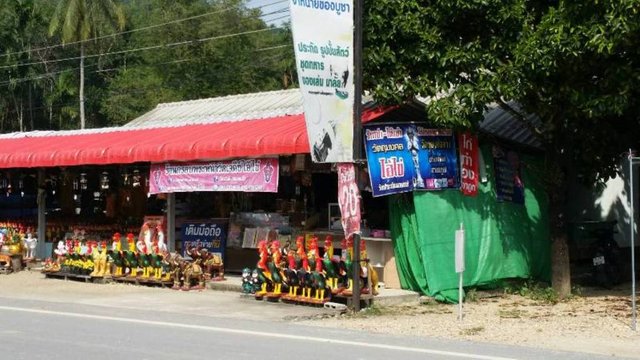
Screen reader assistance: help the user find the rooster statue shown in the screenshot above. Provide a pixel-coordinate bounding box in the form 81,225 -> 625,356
255,240 -> 272,297
150,238 -> 164,280
311,256 -> 329,302
110,233 -> 125,277
295,236 -> 312,299
283,249 -> 300,299
137,235 -> 152,278
124,233 -> 139,278
267,240 -> 284,296
322,235 -> 339,292
339,236 -> 354,295
98,241 -> 111,277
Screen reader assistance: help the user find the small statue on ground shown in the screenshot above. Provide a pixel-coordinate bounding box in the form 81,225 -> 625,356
23,232 -> 37,260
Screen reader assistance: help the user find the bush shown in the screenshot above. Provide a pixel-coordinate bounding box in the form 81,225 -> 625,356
504,280 -> 559,304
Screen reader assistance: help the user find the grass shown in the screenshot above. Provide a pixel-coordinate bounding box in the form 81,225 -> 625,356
504,280 -> 560,305
460,326 -> 485,336
498,308 -> 526,319
466,288 -> 479,302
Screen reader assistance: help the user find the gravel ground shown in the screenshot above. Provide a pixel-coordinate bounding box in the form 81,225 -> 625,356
1,271 -> 638,358
299,286 -> 640,359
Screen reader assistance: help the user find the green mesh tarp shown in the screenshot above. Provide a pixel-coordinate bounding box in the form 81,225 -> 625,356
389,146 -> 551,302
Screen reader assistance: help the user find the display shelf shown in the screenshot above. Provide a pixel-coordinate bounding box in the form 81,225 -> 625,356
360,236 -> 392,242
43,272 -> 108,283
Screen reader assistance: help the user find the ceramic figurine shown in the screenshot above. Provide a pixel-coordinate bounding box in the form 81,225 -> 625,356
250,268 -> 261,294
111,233 -> 125,277
241,268 -> 253,294
323,235 -> 339,291
23,233 -> 37,259
54,240 -> 66,258
156,224 -> 167,253
267,240 -> 284,296
340,236 -> 354,296
283,249 -> 299,298
255,240 -> 272,296
359,240 -> 379,295
124,233 -> 139,277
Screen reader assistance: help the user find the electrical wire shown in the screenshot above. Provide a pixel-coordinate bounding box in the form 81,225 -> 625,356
0,26 -> 286,71
0,6 -> 290,71
0,45 -> 290,88
0,51 -> 290,124
0,0 -> 289,59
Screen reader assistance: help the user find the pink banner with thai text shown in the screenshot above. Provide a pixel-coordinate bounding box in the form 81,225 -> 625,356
338,163 -> 361,238
149,158 -> 279,194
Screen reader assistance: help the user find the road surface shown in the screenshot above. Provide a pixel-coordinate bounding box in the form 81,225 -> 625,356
0,296 -> 625,360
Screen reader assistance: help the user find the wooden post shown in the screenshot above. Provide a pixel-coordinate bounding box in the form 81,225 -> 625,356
167,193 -> 176,252
351,0 -> 364,312
37,169 -> 46,260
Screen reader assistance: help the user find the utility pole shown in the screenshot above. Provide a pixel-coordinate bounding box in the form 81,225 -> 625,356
351,0 -> 364,312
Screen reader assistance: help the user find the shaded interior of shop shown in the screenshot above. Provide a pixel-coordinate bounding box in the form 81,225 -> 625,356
1,154 -> 391,277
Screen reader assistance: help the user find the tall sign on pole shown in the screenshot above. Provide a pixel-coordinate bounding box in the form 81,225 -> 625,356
290,0 -> 363,311
350,0 -> 364,312
290,0 -> 355,163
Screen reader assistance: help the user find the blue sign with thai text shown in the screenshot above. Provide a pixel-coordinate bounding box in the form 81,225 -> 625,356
364,123 -> 459,197
492,145 -> 525,205
180,221 -> 227,259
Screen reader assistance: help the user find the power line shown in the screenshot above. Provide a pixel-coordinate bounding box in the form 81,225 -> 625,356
0,0 -> 289,60
0,26 -> 286,71
0,44 -> 291,87
0,51 -> 290,122
0,6 -> 290,72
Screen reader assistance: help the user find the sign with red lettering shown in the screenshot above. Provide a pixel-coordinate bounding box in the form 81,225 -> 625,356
458,132 -> 479,196
337,163 -> 361,238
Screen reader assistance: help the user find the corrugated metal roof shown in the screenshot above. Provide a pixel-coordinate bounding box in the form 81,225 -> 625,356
371,99 -> 543,150
124,89 -> 304,128
481,103 -> 543,150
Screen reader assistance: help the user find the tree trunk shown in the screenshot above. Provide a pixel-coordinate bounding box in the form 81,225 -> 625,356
547,150 -> 572,298
13,97 -> 24,132
551,229 -> 571,297
28,84 -> 34,131
18,102 -> 24,132
79,42 -> 86,129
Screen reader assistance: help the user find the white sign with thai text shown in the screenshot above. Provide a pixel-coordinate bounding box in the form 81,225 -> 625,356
290,0 -> 355,163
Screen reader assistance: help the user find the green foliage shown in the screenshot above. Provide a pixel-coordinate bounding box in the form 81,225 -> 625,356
465,288 -> 479,302
100,66 -> 179,125
0,0 -> 295,132
364,0 -> 640,296
364,1 -> 640,184
49,0 -> 125,43
504,280 -> 559,304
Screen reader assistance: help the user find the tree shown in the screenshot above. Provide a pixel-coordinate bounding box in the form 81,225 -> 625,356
48,0 -> 125,129
98,0 -> 294,120
363,1 -> 640,297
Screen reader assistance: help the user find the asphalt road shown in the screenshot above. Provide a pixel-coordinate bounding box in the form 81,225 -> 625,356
0,296 -> 627,360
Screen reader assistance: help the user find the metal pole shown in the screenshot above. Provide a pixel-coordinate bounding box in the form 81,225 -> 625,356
351,0 -> 364,312
629,152 -> 637,331
458,272 -> 463,321
167,192 -> 176,253
37,169 -> 46,260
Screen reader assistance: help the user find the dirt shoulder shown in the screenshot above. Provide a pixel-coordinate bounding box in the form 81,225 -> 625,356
1,271 -> 637,358
298,286 -> 640,359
